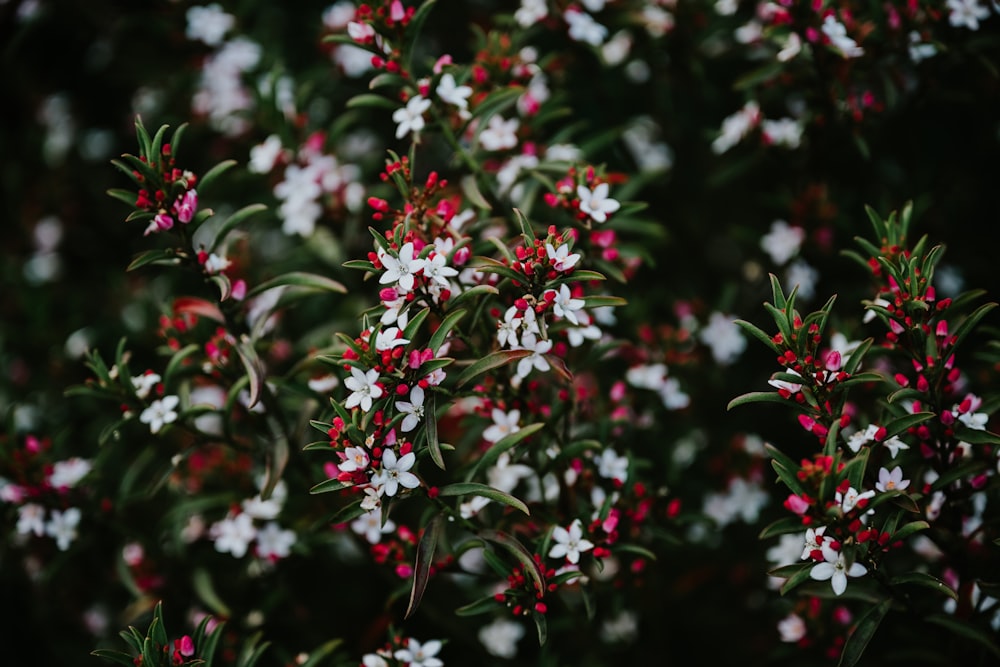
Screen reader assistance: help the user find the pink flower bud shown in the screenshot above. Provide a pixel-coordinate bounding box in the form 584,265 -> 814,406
179,636 -> 195,657
784,493 -> 810,515
936,320 -> 948,337
173,189 -> 198,223
824,350 -> 842,372
390,0 -> 405,21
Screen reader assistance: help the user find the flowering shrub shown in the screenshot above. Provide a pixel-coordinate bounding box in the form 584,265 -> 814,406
2,1 -> 1000,666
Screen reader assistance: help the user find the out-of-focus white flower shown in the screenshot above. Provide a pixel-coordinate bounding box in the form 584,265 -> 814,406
186,4 -> 235,46
760,220 -> 805,265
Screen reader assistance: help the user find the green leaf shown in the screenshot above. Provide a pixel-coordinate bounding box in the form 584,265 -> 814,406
199,159 -> 238,194
842,447 -> 870,491
469,256 -> 524,283
580,295 -> 627,309
930,458 -> 988,491
428,309 -> 467,353
925,614 -> 1000,659
882,412 -> 935,440
779,562 -> 816,595
890,520 -> 929,542
309,478 -> 347,494
772,460 -> 807,497
405,513 -> 445,619
953,425 -> 1000,446
454,595 -> 499,617
469,422 -> 545,479
533,611 -> 548,646
838,598 -> 893,667
479,529 -> 546,598
471,85 -> 523,123
461,174 -> 493,210
727,391 -> 793,411
437,482 -> 529,515
90,649 -> 136,666
424,391 -> 445,470
208,203 -> 268,251
107,187 -> 138,208
327,498 -> 367,526
889,572 -> 957,600
200,619 -> 227,667
346,93 -> 398,110
734,319 -> 780,354
194,568 -> 232,617
245,271 -> 347,299
134,116 -> 152,157
949,302 -> 997,355
234,335 -> 266,410
759,516 -> 808,540
455,349 -> 533,387
126,248 -> 181,271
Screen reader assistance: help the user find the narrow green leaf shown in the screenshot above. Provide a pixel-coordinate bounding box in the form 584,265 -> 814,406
163,343 -> 201,386
838,598 -> 893,667
513,207 -> 535,243
461,174 -> 493,210
890,520 -> 930,542
533,611 -> 548,646
580,295 -> 628,309
455,349 -> 533,387
728,391 -> 789,411
454,595 -> 499,617
843,447 -> 870,491
437,482 -> 529,515
346,93 -> 398,110
149,123 -> 170,163
734,319 -> 780,354
772,460 -> 807,497
428,309 -> 466,353
193,568 -> 232,617
199,159 -> 238,194
479,529 -> 546,598
953,426 -> 1000,446
309,478 -> 347,494
149,601 -> 168,647
469,256 -> 525,283
889,572 -> 957,600
234,335 -> 266,410
779,563 -> 815,595
759,516 -> 808,540
425,392 -> 445,470
246,271 -> 347,299
469,422 -> 545,479
405,513 -> 445,619
90,649 -> 136,666
883,412 -> 935,440
209,203 -> 268,251
126,248 -> 181,271
948,302 -> 997,355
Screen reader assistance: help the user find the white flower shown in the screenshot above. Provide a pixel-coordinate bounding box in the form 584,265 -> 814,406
186,4 -> 235,46
131,372 -> 161,399
351,506 -> 396,544
821,15 -> 864,58
699,312 -> 746,365
711,101 -> 760,154
210,512 -> 257,558
339,446 -> 370,474
516,334 -> 553,378
548,519 -> 594,564
487,452 -> 534,493
362,655 -> 389,667
547,284 -> 585,325
515,0 -> 548,27
596,449 -> 628,483
484,408 -> 520,443
908,31 -> 937,63
139,395 -> 180,434
883,435 -> 909,458
422,252 -> 458,287
394,638 -> 443,667
375,326 -> 410,352
241,480 -> 287,520
479,114 -> 519,152
392,95 -> 432,139
45,507 -> 81,551
248,134 -> 285,174
546,242 -> 581,272
203,253 -> 231,274
479,617 -> 525,658
396,386 -> 426,433
255,522 -> 296,559
777,31 -> 802,62
761,118 -> 803,149
436,73 -> 472,110
371,449 -> 420,497
768,368 -> 802,393
875,466 -> 910,493
378,242 -> 426,292
577,182 -> 621,224
785,259 -> 819,301
660,377 -> 690,409
801,525 -> 827,559
497,309 -> 521,349
836,486 -> 875,513
809,549 -> 866,595
17,503 -> 46,537
777,613 -> 806,643
564,8 -> 608,46
947,0 -> 989,29
47,457 -> 92,489
344,367 -> 383,412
